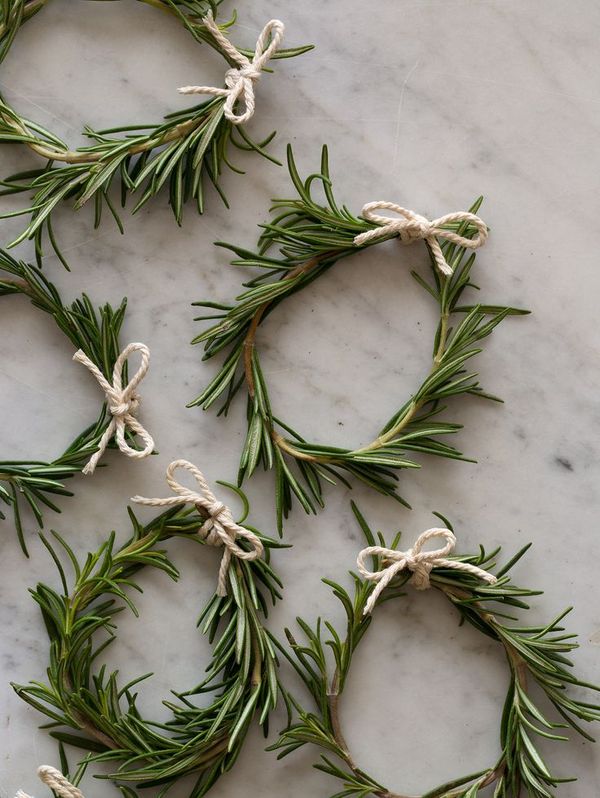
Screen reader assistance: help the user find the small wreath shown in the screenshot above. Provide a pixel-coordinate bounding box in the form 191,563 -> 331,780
0,249 -> 154,553
274,504 -> 600,798
0,1 -> 311,264
14,461 -> 282,797
191,146 -> 528,531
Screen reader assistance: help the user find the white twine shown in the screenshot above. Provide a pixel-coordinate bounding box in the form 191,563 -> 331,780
73,342 -> 154,475
16,766 -> 83,798
353,201 -> 488,276
357,528 -> 497,615
178,14 -> 285,125
131,459 -> 264,596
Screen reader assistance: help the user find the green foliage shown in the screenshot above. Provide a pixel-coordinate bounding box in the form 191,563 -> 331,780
0,0 -> 313,265
190,146 -> 529,532
271,504 -> 600,798
13,500 -> 284,798
0,249 -> 136,553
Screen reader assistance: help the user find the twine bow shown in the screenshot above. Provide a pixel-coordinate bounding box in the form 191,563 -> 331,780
16,766 -> 84,798
178,14 -> 285,125
357,528 -> 497,615
353,201 -> 489,276
73,342 -> 154,475
131,460 -> 264,596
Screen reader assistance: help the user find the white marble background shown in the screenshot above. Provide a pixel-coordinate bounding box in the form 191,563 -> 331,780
0,1 -> 599,796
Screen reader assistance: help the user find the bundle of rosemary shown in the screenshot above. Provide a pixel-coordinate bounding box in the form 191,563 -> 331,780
14,488 -> 284,798
0,249 -> 148,553
0,0 -> 312,266
273,505 -> 600,798
191,146 -> 528,531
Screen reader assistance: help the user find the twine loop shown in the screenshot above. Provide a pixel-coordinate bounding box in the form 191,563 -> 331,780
353,201 -> 488,276
131,459 -> 264,596
73,342 -> 154,475
16,766 -> 83,798
178,14 -> 285,125
357,528 -> 497,615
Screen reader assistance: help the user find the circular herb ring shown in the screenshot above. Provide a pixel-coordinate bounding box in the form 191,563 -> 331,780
191,146 -> 528,530
0,1 -> 311,264
0,249 -> 150,553
274,505 -> 600,798
13,467 -> 283,796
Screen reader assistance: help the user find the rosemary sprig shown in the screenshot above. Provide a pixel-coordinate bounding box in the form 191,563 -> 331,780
0,0 -> 313,266
272,504 -> 600,798
13,497 -> 284,798
0,248 -> 139,553
190,146 -> 529,532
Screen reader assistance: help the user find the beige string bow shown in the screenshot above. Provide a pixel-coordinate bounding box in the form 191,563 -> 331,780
178,14 -> 285,125
131,459 -> 264,596
16,766 -> 84,798
357,528 -> 497,615
353,201 -> 489,276
73,342 -> 154,475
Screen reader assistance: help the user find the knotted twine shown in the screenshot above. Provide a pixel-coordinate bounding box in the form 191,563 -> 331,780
16,766 -> 83,798
131,459 -> 263,596
73,342 -> 154,475
353,201 -> 488,276
357,528 -> 497,615
178,14 -> 285,125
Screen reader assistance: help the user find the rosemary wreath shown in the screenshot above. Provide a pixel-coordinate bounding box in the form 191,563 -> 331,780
190,146 -> 528,531
0,1 -> 311,266
0,249 -> 153,553
273,505 -> 600,798
13,465 -> 283,798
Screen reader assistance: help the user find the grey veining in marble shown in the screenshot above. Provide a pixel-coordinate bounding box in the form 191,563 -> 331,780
1,1 -> 599,797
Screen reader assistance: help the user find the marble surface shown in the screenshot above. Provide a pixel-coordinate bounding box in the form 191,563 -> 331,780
1,1 -> 599,796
